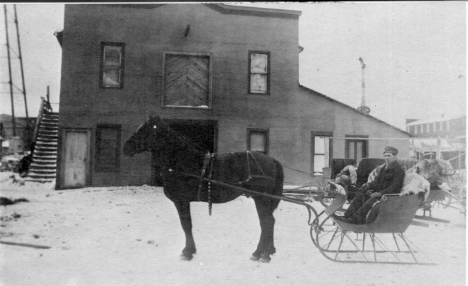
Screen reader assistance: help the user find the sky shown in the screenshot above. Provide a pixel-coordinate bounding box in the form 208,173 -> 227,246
0,2 -> 466,130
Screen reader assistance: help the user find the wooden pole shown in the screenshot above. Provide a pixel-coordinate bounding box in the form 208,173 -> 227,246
436,136 -> 441,160
4,5 -> 16,137
14,5 -> 29,122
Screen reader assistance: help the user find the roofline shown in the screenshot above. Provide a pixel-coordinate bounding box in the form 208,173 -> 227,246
99,3 -> 301,19
406,114 -> 466,126
299,84 -> 412,137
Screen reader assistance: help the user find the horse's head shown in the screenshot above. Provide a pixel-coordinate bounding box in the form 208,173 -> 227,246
123,116 -> 166,157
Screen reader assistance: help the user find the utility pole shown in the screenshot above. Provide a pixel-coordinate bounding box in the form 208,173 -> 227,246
14,4 -> 28,122
4,4 -> 16,136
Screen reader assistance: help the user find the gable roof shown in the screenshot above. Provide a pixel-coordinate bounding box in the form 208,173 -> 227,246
299,84 -> 411,137
105,3 -> 302,19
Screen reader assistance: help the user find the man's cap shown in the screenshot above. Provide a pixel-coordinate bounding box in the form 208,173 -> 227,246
383,146 -> 398,155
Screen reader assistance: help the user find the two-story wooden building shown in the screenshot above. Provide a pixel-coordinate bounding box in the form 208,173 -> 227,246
55,4 -> 410,189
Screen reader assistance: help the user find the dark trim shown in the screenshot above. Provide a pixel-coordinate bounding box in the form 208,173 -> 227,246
345,135 -> 368,160
299,84 -> 412,137
247,128 -> 269,155
311,131 -> 333,175
248,50 -> 271,95
95,124 -> 121,173
99,42 -> 125,89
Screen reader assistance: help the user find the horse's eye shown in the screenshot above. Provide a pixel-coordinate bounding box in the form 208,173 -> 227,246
153,125 -> 157,129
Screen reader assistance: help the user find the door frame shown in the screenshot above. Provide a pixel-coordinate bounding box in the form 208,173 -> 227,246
57,128 -> 92,189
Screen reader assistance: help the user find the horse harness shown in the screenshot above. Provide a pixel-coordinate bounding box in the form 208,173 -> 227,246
196,151 -> 276,216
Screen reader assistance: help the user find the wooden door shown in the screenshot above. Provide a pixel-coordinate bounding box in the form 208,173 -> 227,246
61,130 -> 90,188
163,53 -> 211,107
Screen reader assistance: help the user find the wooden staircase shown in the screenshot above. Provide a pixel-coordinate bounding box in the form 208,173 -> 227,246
26,98 -> 59,183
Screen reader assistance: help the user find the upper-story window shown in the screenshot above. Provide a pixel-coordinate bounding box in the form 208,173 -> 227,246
162,52 -> 212,108
249,51 -> 270,95
100,42 -> 125,89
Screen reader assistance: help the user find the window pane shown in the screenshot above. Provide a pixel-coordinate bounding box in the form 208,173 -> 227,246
250,132 -> 266,152
251,53 -> 268,73
250,74 -> 267,93
314,155 -> 325,173
103,68 -> 120,87
103,46 -> 121,65
314,137 -> 325,153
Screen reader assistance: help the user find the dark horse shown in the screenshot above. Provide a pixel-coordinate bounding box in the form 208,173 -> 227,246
123,116 -> 284,262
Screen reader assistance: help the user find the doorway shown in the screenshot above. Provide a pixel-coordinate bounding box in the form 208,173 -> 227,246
60,129 -> 91,188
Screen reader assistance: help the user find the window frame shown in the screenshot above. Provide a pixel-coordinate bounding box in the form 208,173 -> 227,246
161,51 -> 213,109
248,50 -> 271,95
95,124 -> 121,173
345,135 -> 368,165
311,131 -> 333,175
247,128 -> 269,155
99,42 -> 125,89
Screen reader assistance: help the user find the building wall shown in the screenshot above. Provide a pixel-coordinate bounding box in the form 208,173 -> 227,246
58,4 -> 302,187
57,4 -> 410,188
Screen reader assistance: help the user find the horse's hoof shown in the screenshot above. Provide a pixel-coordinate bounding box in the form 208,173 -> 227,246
250,255 -> 260,261
259,254 -> 271,263
180,254 -> 193,261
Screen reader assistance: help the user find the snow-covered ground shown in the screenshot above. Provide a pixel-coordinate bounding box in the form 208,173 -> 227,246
0,172 -> 466,286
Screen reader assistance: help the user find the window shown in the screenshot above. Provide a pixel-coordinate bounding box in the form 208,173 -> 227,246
433,122 -> 436,132
414,125 -> 418,134
0,123 -> 3,137
439,122 -> 443,131
248,51 -> 270,95
163,52 -> 212,108
420,125 -> 423,133
100,42 -> 125,88
247,129 -> 269,155
311,131 -> 332,175
95,125 -> 121,172
345,135 -> 368,165
446,121 -> 450,131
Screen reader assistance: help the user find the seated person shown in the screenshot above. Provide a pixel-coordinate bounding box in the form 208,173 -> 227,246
336,163 -> 357,185
335,146 -> 405,224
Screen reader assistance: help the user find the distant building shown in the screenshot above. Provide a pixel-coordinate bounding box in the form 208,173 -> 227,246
0,114 -> 36,155
406,114 -> 466,139
406,114 -> 466,169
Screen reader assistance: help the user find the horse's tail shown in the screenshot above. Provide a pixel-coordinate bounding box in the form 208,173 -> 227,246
271,159 -> 284,210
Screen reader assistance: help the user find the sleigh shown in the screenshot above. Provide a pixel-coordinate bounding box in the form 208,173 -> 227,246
310,183 -> 435,264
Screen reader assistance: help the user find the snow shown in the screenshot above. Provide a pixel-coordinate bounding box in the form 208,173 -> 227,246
0,172 -> 466,286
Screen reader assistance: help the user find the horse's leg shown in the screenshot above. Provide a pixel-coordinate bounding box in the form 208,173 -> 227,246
174,200 -> 197,260
251,198 -> 277,263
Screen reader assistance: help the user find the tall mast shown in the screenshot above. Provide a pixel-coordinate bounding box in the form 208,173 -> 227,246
4,4 -> 16,136
357,57 -> 370,115
14,4 -> 28,122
